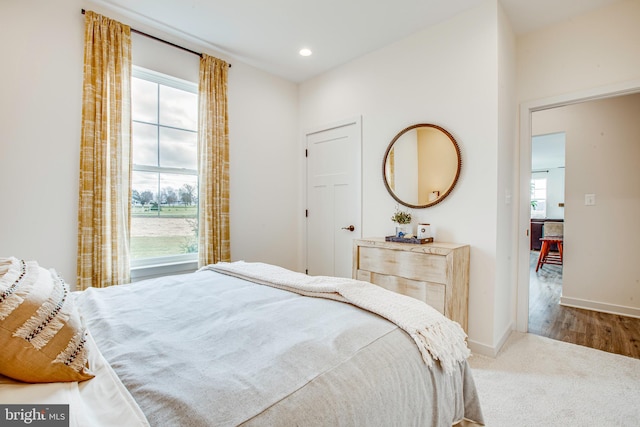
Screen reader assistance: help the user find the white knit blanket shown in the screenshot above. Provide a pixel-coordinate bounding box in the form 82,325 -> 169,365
201,261 -> 470,374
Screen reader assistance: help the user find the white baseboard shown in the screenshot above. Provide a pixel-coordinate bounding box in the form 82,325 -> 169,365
467,339 -> 494,357
468,323 -> 514,357
495,323 -> 514,354
560,296 -> 640,319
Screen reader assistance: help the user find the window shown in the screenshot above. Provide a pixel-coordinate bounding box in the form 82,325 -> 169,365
130,67 -> 198,272
530,178 -> 547,219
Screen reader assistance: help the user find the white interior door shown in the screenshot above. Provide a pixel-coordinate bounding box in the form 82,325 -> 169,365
306,117 -> 361,278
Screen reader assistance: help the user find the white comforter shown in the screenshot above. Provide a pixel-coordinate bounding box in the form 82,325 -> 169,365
204,261 -> 471,373
70,266 -> 484,426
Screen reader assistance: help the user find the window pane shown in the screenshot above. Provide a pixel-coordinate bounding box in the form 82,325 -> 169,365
530,178 -> 547,218
132,171 -> 159,208
131,173 -> 198,260
159,127 -> 197,169
159,85 -> 197,131
132,77 -> 158,123
160,173 -> 198,209
130,217 -> 198,259
131,69 -> 199,264
132,122 -> 158,167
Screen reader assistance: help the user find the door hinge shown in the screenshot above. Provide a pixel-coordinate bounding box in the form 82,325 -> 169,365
305,209 -> 308,217
305,269 -> 309,275
305,149 -> 308,157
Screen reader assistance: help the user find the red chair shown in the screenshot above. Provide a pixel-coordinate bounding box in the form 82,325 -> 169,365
536,222 -> 563,272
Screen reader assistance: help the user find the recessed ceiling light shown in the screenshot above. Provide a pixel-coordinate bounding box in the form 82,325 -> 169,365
299,48 -> 312,57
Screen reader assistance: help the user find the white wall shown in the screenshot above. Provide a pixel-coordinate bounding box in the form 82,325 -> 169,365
545,167 -> 565,219
227,62 -> 299,269
516,0 -> 640,326
532,94 -> 640,316
517,0 -> 640,102
0,0 -> 301,287
494,1 -> 517,351
299,0 -> 511,351
0,0 -> 84,285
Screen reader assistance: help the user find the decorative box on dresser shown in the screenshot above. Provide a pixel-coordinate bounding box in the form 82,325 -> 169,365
352,237 -> 470,332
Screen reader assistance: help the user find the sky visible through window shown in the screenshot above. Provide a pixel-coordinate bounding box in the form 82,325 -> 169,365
130,73 -> 199,262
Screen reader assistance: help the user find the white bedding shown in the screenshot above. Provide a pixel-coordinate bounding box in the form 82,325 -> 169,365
1,263 -> 484,426
0,332 -> 148,427
204,261 -> 471,373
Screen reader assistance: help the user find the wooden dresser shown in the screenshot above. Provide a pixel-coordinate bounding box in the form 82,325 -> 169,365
352,237 -> 470,331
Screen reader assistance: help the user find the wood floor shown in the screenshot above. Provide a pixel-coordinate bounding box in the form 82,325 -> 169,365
528,251 -> 640,359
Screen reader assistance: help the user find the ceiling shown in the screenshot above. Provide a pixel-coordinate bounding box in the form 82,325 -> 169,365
93,0 -> 620,83
532,133 -> 565,171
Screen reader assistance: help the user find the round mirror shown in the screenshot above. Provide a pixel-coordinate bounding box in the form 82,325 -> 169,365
383,124 -> 461,208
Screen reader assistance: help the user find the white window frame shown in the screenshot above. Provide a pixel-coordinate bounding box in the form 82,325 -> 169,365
130,66 -> 199,280
530,177 -> 547,219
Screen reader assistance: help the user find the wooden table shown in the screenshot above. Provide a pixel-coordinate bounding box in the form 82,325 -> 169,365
536,236 -> 563,272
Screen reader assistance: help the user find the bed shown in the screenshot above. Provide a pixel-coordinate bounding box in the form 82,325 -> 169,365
0,257 -> 484,426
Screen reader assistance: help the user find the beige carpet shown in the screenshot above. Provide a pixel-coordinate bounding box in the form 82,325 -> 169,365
467,332 -> 640,426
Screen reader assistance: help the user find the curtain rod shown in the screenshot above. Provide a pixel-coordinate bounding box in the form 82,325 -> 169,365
81,9 -> 231,67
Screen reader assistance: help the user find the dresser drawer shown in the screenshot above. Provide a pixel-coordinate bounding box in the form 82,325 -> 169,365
356,270 -> 446,314
357,246 -> 447,284
353,238 -> 469,332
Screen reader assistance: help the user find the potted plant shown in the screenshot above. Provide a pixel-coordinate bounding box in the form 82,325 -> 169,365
391,206 -> 412,237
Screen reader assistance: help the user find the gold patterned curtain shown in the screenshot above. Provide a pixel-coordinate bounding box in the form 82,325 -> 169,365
198,54 -> 230,266
77,11 -> 132,289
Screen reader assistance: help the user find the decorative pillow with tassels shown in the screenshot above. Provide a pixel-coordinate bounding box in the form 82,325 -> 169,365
0,257 -> 94,383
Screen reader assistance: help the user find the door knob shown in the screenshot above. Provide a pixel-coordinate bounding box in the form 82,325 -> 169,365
341,225 -> 355,232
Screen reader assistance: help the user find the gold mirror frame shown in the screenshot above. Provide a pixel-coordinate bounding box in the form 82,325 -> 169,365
382,124 -> 461,209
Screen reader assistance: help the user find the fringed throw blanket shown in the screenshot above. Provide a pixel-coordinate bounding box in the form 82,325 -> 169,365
201,261 -> 470,373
